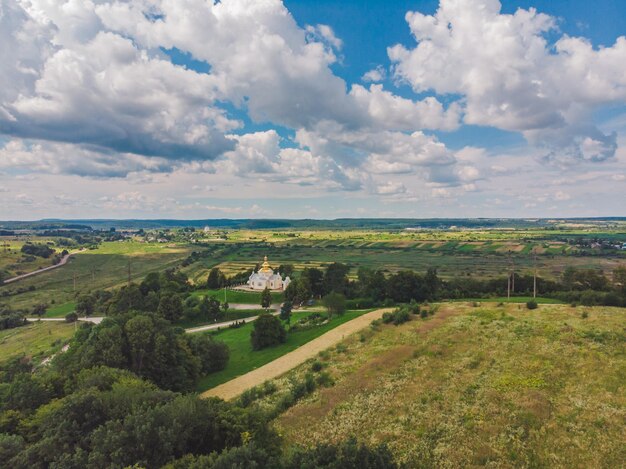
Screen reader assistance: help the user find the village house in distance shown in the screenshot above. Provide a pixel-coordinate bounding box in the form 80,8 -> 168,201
247,256 -> 291,291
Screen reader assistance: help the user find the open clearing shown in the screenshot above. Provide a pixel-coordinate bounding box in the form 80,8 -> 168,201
0,321 -> 76,365
196,309 -> 381,392
202,308 -> 390,400
256,303 -> 626,468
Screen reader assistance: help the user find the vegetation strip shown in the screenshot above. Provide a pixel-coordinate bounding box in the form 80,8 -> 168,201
201,308 -> 391,400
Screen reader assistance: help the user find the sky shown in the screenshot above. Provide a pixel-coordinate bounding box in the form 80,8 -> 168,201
0,0 -> 625,220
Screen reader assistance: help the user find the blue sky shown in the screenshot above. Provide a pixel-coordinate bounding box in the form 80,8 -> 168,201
0,0 -> 625,219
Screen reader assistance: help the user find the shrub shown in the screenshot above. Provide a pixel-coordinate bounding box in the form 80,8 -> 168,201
310,360 -> 324,372
581,310 -> 589,319
322,292 -> 346,317
316,371 -> 334,387
250,314 -> 286,350
65,312 -> 78,323
526,300 -> 538,310
392,309 -> 411,325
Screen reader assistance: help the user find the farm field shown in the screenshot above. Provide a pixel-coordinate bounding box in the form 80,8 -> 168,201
196,309 -> 371,392
259,303 -> 626,468
0,321 -> 76,366
1,224 -> 625,313
2,241 -> 194,310
0,237 -> 60,278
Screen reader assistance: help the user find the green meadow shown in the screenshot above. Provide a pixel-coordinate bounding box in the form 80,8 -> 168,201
196,309 -> 370,391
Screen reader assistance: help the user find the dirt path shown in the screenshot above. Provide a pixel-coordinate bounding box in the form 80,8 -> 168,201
201,308 -> 392,401
2,250 -> 82,285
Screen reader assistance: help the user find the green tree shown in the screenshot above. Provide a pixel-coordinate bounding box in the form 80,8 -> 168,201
280,300 -> 293,324
207,296 -> 222,322
301,267 -> 325,297
187,334 -> 229,373
323,263 -> 349,295
261,287 -> 272,309
322,292 -> 346,318
207,268 -> 226,289
277,264 -> 294,277
157,294 -> 183,322
424,267 -> 440,299
76,294 -> 96,316
31,303 -> 47,318
250,314 -> 286,350
125,315 -> 155,373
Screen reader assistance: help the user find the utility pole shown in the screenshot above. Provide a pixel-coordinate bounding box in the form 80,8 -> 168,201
127,260 -> 131,287
507,251 -> 512,299
511,256 -> 515,294
533,250 -> 538,298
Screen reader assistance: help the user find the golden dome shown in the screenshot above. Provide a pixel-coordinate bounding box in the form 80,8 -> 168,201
259,255 -> 272,273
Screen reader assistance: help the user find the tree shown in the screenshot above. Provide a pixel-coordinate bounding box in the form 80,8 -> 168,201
187,334 -> 229,373
207,268 -> 226,289
280,300 -> 293,324
207,296 -> 222,322
323,263 -> 349,295
250,314 -> 286,350
31,303 -> 47,318
261,287 -> 272,309
301,267 -> 325,297
277,264 -> 294,277
387,271 -> 426,303
424,267 -> 440,300
76,294 -> 96,316
157,294 -> 183,322
322,292 -> 346,318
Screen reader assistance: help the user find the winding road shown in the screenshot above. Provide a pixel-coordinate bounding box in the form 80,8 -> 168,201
2,251 -> 77,285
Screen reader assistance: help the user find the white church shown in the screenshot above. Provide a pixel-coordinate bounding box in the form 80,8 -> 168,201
247,256 -> 291,291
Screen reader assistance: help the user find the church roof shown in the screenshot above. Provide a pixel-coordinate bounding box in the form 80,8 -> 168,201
259,255 -> 272,273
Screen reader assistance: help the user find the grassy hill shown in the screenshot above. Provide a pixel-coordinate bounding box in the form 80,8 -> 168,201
254,303 -> 626,468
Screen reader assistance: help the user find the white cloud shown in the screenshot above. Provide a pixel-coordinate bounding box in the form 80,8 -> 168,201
389,0 -> 626,162
362,66 -> 386,83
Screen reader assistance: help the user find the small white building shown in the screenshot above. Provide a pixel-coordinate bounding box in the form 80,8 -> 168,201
247,256 -> 291,291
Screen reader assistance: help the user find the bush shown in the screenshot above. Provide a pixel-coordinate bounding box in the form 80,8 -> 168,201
581,310 -> 589,319
526,300 -> 538,310
316,371 -> 334,387
322,292 -> 346,317
382,307 -> 411,325
310,360 -> 324,372
392,309 -> 410,325
65,312 -> 78,323
251,314 -> 287,350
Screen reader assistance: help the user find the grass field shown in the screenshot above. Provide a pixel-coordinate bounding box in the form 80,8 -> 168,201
191,288 -> 285,304
447,296 -> 564,304
196,309 -> 371,391
1,241 -> 193,310
0,237 -> 59,278
264,304 -> 625,468
0,321 -> 76,365
45,302 -> 76,317
2,228 -> 624,315
176,309 -> 268,329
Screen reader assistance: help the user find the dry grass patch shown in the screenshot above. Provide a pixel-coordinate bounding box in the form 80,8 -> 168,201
268,304 -> 625,468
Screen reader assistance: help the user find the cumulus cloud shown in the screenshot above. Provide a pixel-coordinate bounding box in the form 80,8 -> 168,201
0,0 -> 459,188
0,139 -> 174,178
389,0 -> 626,162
